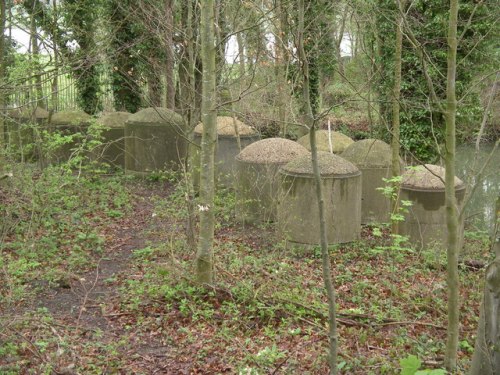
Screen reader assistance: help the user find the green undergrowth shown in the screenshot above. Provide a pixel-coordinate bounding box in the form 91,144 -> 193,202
0,164 -> 132,305
115,179 -> 487,374
0,171 -> 491,374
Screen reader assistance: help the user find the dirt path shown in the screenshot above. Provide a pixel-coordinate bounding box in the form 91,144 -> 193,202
36,185 -> 150,315
2,182 -> 177,373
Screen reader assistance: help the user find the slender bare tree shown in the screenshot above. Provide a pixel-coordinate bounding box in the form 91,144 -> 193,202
297,1 -> 338,373
443,0 -> 460,369
165,0 -> 175,110
195,0 -> 217,284
0,0 -> 5,172
391,0 -> 404,235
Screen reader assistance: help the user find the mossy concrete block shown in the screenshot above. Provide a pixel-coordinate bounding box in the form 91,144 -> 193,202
278,152 -> 362,245
99,111 -> 130,129
125,107 -> 186,174
50,110 -> 92,126
400,164 -> 466,249
191,116 -> 260,187
5,106 -> 49,161
341,139 -> 392,168
297,130 -> 354,154
341,139 -> 398,224
94,111 -> 130,168
235,138 -> 309,224
8,106 -> 49,121
48,110 -> 92,163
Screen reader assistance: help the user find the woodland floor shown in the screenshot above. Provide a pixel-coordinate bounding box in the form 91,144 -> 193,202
0,169 -> 491,374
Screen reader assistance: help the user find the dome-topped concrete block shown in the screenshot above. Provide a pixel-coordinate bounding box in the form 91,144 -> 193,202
235,138 -> 309,224
127,107 -> 183,125
125,107 -> 186,174
282,151 -> 360,177
98,111 -> 130,128
5,106 -> 50,161
278,152 -> 362,246
51,110 -> 92,126
194,116 -> 257,137
402,164 -> 465,191
341,139 -> 401,224
48,110 -> 93,164
94,111 -> 131,168
8,106 -> 49,120
400,164 -> 466,249
192,116 -> 260,188
237,138 -> 309,164
297,130 -> 354,154
341,139 -> 392,168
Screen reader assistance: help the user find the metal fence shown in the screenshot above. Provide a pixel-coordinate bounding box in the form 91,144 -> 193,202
7,67 -> 115,113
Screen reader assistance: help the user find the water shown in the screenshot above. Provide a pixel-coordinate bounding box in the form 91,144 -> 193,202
455,143 -> 500,232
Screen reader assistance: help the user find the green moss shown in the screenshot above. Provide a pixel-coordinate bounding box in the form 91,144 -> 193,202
51,110 -> 92,126
8,106 -> 49,119
98,112 -> 131,128
297,130 -> 354,154
341,139 -> 393,168
126,107 -> 183,126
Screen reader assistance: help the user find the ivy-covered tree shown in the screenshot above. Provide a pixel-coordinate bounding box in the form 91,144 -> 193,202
21,0 -> 103,114
283,0 -> 339,131
375,0 -> 496,162
63,0 -> 103,114
105,0 -> 142,113
302,0 -> 336,116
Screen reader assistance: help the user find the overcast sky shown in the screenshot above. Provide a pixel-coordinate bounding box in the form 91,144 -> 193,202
11,27 -> 30,51
10,26 -> 353,60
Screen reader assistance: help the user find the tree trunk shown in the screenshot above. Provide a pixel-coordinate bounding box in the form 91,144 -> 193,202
391,1 -> 404,234
335,6 -> 348,78
366,29 -> 375,135
147,60 -> 163,107
51,0 -> 58,112
214,0 -> 227,87
179,0 -> 199,250
165,0 -> 175,110
108,0 -> 142,113
298,1 -> 338,373
275,0 -> 288,136
0,0 -> 5,170
236,31 -> 245,81
444,0 -> 460,370
30,12 -> 44,109
195,0 -> 217,284
66,0 -> 102,114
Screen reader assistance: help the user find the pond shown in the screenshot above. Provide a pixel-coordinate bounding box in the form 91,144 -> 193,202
456,143 -> 499,233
